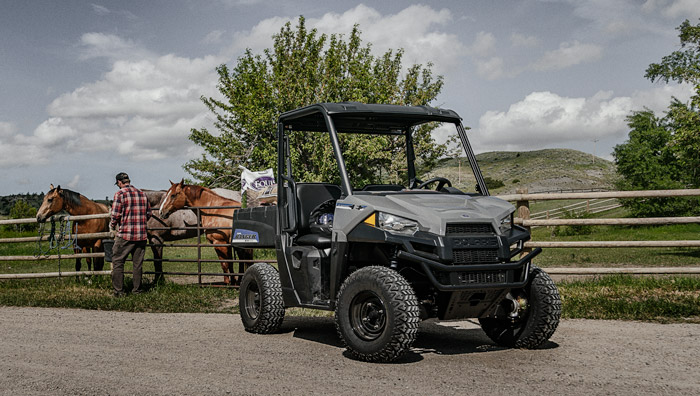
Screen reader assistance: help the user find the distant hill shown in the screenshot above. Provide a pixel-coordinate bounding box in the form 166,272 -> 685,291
431,148 -> 618,194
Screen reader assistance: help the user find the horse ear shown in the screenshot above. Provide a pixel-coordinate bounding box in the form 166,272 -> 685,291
50,184 -> 54,190
179,178 -> 185,186
56,185 -> 62,194
169,180 -> 175,186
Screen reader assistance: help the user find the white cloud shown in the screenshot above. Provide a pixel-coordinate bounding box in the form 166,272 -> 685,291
475,57 -> 507,81
6,5 -> 464,171
473,84 -> 694,151
510,33 -> 539,48
202,30 -> 225,44
470,31 -> 496,57
0,121 -> 17,138
531,41 -> 603,71
643,0 -> 700,19
0,34 -> 224,166
229,4 -> 464,74
91,4 -> 110,16
79,33 -> 151,61
90,4 -> 137,20
67,174 -> 81,189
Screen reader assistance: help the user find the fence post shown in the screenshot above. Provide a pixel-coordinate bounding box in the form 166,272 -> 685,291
516,188 -> 532,258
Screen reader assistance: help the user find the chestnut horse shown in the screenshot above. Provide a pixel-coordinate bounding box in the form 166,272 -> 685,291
159,181 -> 251,284
142,188 -> 242,282
36,184 -> 110,271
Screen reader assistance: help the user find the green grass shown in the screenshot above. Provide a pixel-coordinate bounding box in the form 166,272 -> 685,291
559,275 -> 700,323
532,223 -> 700,268
0,276 -> 240,313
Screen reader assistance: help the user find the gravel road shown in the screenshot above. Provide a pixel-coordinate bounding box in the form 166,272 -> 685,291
0,306 -> 698,395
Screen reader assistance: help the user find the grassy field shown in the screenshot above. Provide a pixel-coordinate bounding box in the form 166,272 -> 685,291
533,223 -> 700,268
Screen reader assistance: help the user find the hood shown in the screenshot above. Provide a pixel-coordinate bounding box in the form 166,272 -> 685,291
336,191 -> 514,236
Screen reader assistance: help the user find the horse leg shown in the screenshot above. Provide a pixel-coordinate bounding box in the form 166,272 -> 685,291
74,246 -> 82,272
213,244 -> 233,285
94,240 -> 104,271
233,247 -> 254,281
150,235 -> 165,284
84,247 -> 93,271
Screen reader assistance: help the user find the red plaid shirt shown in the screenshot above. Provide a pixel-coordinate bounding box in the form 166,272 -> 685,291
111,185 -> 151,241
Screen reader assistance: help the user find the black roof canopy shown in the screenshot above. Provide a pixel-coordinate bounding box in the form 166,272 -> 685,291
279,102 -> 462,134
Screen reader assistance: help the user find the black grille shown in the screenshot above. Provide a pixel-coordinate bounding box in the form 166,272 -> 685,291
456,271 -> 507,284
453,248 -> 500,264
437,270 -> 508,285
446,223 -> 493,234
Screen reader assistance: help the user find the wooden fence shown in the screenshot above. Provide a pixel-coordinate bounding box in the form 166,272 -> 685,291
0,213 -> 111,279
0,208 -> 274,283
1,188 -> 699,279
497,188 -> 700,275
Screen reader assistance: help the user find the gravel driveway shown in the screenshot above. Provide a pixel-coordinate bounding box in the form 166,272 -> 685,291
0,306 -> 698,395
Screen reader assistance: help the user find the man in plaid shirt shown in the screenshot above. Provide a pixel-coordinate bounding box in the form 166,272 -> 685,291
110,172 -> 151,297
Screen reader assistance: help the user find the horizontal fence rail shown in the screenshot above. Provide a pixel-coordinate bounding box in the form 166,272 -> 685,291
498,188 -> 700,275
498,188 -> 700,201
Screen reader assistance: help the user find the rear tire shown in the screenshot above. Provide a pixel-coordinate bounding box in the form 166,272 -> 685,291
240,263 -> 285,334
479,266 -> 561,348
335,266 -> 420,362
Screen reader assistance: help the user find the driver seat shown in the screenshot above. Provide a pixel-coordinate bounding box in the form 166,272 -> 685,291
295,183 -> 341,248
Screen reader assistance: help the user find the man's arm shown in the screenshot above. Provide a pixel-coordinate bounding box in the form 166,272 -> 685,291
110,192 -> 122,231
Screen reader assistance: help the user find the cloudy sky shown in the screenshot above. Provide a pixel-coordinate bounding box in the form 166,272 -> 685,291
1,0 -> 698,199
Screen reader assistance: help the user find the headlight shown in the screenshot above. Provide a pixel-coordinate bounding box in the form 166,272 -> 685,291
376,212 -> 419,235
499,213 -> 513,234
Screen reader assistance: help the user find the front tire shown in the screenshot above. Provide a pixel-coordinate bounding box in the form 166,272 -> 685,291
335,266 -> 420,362
240,263 -> 285,334
479,266 -> 561,348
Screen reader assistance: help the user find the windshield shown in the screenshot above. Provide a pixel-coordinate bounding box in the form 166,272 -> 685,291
288,122 -> 482,194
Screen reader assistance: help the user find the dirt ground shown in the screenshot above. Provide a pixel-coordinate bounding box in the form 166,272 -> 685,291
0,306 -> 698,395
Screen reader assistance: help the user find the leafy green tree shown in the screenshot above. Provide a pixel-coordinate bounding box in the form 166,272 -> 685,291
614,19 -> 700,216
6,200 -> 37,233
613,111 -> 697,216
645,19 -> 700,187
185,17 -> 445,188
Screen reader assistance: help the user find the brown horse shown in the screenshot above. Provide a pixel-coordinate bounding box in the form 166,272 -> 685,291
36,184 -> 110,271
159,180 -> 251,284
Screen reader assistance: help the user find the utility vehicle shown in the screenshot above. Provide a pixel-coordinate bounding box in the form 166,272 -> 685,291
232,102 -> 561,362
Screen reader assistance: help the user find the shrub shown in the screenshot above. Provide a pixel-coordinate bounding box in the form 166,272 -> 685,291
484,177 -> 505,190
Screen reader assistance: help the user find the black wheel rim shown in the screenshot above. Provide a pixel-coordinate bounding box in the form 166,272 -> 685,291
350,291 -> 386,341
244,281 -> 261,320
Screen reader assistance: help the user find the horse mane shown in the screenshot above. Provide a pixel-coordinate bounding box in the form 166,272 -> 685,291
49,187 -> 109,213
51,187 -> 83,207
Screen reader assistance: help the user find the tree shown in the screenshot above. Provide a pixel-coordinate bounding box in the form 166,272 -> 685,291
644,19 -> 700,186
185,17 -> 445,189
6,200 -> 37,233
614,19 -> 700,216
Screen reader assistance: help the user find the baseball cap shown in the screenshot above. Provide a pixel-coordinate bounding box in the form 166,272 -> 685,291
115,172 -> 130,185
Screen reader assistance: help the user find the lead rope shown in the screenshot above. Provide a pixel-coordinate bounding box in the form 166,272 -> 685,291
35,215 -> 80,275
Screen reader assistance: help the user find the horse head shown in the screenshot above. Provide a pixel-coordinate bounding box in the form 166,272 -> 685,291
36,184 -> 66,223
160,179 -> 189,219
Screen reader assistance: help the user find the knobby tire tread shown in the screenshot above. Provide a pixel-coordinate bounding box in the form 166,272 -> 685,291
241,263 -> 285,334
335,266 -> 420,363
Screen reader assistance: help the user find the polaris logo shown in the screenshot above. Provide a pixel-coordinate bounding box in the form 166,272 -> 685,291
232,229 -> 259,243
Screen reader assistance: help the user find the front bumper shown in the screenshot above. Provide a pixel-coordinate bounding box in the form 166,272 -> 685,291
397,247 -> 541,291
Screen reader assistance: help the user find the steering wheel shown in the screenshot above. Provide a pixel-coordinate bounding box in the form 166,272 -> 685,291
416,177 -> 452,191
